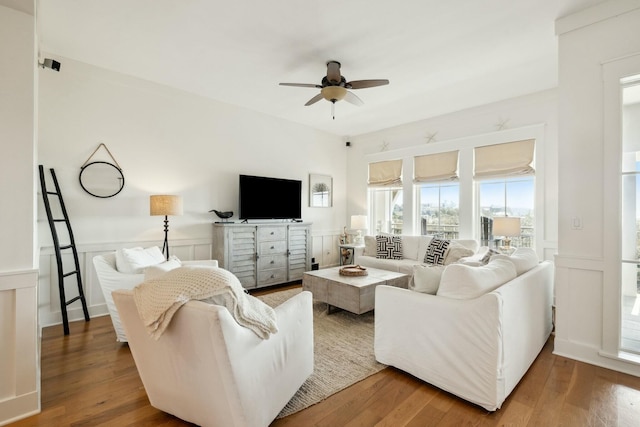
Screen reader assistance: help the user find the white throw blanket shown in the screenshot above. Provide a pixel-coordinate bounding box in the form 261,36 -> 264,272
133,266 -> 278,340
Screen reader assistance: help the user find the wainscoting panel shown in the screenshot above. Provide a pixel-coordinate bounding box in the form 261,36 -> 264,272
38,239 -> 213,329
554,254 -> 640,377
0,269 -> 39,426
38,234 -> 343,329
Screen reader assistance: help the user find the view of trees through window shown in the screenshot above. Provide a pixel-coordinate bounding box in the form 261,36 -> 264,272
418,183 -> 460,239
478,177 -> 535,248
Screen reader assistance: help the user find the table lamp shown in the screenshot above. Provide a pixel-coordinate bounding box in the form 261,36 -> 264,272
150,195 -> 183,260
492,216 -> 521,251
351,215 -> 368,245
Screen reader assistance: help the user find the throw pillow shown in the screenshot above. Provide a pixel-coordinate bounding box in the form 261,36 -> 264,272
410,264 -> 446,294
437,258 -> 517,299
423,238 -> 450,265
492,247 -> 539,275
480,248 -> 499,264
363,235 -> 377,256
443,243 -> 475,265
116,246 -> 166,274
376,235 -> 403,259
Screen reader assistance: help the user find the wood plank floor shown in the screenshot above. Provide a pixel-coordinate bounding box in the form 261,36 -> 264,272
10,291 -> 640,427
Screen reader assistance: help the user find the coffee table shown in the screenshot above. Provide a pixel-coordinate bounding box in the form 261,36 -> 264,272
302,266 -> 409,314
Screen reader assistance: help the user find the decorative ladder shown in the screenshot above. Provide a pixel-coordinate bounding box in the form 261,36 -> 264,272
39,165 -> 90,335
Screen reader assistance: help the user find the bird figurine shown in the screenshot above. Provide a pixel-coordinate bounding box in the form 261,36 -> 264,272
210,209 -> 233,223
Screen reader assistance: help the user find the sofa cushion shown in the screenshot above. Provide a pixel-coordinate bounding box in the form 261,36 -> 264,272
424,238 -> 450,265
376,235 -> 403,260
492,247 -> 539,275
410,265 -> 446,294
363,235 -> 377,256
116,246 -> 165,274
401,235 -> 421,260
443,243 -> 475,265
437,258 -> 517,299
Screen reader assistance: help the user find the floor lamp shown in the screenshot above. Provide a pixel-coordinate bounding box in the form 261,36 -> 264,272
150,195 -> 183,260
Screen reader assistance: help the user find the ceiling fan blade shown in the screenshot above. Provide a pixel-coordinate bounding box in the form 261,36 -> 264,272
305,93 -> 324,106
326,61 -> 341,84
346,79 -> 390,89
280,83 -> 322,88
344,91 -> 364,106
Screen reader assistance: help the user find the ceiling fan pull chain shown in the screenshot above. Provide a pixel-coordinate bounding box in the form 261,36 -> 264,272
331,101 -> 336,120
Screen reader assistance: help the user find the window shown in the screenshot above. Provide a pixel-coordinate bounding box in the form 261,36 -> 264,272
413,150 -> 459,238
368,160 -> 403,234
474,139 -> 535,248
417,183 -> 459,238
370,188 -> 403,234
621,78 -> 640,355
477,177 -> 534,248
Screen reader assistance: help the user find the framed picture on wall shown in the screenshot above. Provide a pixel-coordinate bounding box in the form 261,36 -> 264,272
309,174 -> 332,207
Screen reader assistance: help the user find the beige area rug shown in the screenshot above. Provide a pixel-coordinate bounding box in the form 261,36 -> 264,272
258,287 -> 387,418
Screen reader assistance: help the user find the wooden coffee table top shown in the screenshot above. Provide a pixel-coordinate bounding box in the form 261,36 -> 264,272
303,266 -> 407,287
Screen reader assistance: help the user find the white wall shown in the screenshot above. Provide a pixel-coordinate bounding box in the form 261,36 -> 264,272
37,57 -> 347,326
0,4 -> 39,426
556,0 -> 640,376
345,89 -> 559,260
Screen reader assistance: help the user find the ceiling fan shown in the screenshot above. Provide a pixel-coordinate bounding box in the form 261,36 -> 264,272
279,61 -> 389,119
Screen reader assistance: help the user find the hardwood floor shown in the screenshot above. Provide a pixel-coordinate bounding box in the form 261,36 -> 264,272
10,292 -> 640,427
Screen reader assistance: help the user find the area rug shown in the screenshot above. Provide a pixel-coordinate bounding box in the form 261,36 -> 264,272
258,287 -> 387,418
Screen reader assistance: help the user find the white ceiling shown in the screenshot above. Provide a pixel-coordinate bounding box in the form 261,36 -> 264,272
30,0 -> 607,136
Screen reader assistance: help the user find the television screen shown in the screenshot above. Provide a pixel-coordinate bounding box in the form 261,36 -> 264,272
239,175 -> 302,220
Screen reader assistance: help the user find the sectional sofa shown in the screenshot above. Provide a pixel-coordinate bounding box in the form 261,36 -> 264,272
356,234 -> 555,411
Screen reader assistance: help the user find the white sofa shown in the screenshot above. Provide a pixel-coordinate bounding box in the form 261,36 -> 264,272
354,234 -> 479,275
374,253 -> 554,411
113,288 -> 314,427
93,249 -> 218,342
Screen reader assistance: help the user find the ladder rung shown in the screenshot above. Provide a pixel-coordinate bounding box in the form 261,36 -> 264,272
66,296 -> 82,306
63,271 -> 78,278
46,191 -> 60,196
59,244 -> 73,250
53,219 -> 66,222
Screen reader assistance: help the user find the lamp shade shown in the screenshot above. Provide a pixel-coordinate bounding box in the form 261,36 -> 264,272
150,195 -> 183,216
493,216 -> 521,237
351,215 -> 368,230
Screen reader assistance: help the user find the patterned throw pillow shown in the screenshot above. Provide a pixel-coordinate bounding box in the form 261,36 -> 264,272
480,248 -> 499,264
423,238 -> 451,265
376,235 -> 403,259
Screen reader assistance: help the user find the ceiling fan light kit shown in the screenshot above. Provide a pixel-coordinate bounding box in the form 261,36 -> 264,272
321,86 -> 347,102
280,60 -> 389,119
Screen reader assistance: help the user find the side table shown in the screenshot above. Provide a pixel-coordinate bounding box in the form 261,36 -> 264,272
339,243 -> 364,266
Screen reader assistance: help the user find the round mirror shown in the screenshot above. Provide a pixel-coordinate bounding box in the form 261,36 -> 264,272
79,161 -> 125,198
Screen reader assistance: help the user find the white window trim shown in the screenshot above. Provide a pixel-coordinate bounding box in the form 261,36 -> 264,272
365,124 -> 546,257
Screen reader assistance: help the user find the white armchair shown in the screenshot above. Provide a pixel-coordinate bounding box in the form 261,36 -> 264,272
112,288 -> 314,427
93,252 -> 218,342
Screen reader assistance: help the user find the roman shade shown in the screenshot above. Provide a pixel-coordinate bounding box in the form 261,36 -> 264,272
474,139 -> 535,180
368,159 -> 402,187
413,150 -> 459,183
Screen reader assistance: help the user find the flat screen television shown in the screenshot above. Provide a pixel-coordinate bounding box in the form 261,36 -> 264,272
239,174 -> 302,220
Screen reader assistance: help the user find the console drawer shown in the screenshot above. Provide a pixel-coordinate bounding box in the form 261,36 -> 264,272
258,268 -> 287,286
259,240 -> 286,255
258,255 -> 287,270
258,226 -> 286,241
